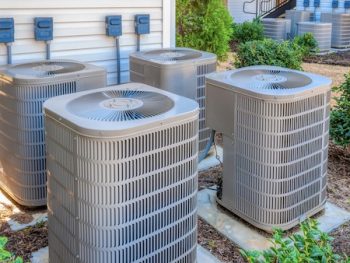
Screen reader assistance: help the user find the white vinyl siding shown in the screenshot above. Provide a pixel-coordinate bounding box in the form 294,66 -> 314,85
296,0 -> 349,21
228,0 -> 257,23
0,0 -> 175,85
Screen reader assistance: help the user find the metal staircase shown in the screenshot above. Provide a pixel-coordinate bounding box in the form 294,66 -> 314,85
243,0 -> 296,18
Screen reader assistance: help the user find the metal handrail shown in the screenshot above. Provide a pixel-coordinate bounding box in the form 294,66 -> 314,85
242,0 -> 293,18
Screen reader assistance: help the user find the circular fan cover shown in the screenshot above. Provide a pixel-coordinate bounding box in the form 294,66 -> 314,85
68,90 -> 175,122
230,69 -> 312,90
9,61 -> 85,77
142,49 -> 202,62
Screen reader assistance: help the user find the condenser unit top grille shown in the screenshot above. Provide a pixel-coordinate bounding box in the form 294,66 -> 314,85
206,65 -> 331,99
44,83 -> 199,136
0,59 -> 106,85
69,90 -> 174,122
130,47 -> 217,66
8,61 -> 85,77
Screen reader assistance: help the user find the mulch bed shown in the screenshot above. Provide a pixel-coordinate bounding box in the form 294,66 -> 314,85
304,50 -> 350,67
0,222 -> 48,262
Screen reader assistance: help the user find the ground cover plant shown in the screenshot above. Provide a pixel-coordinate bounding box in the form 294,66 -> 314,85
241,219 -> 350,263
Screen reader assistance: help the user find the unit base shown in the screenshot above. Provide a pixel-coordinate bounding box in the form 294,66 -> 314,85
216,197 -> 326,233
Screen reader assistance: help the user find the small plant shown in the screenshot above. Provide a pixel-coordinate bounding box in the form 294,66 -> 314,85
0,236 -> 23,263
232,20 -> 264,44
331,72 -> 350,148
240,219 -> 350,263
234,38 -> 303,70
176,0 -> 233,60
293,33 -> 318,57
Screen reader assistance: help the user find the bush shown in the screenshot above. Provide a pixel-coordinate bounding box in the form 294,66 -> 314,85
293,33 -> 318,57
331,73 -> 350,147
232,20 -> 264,44
234,38 -> 303,70
176,0 -> 233,60
240,219 -> 350,263
0,236 -> 23,263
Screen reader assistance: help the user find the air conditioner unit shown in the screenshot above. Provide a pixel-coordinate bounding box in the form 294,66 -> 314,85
206,66 -> 332,232
297,22 -> 332,52
321,13 -> 350,48
261,18 -> 292,41
286,10 -> 311,38
44,83 -> 199,263
0,60 -> 106,207
129,48 -> 217,161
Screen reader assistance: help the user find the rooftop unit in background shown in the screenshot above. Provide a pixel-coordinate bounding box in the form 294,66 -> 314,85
297,22 -> 332,52
261,18 -> 292,41
206,66 -> 332,232
44,83 -> 199,263
286,10 -> 312,38
321,13 -> 350,48
129,48 -> 217,161
0,60 -> 106,207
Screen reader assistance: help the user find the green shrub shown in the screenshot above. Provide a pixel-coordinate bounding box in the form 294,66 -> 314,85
293,33 -> 318,57
331,72 -> 350,147
176,0 -> 233,60
0,237 -> 22,263
232,20 -> 264,44
234,38 -> 303,70
240,219 -> 350,263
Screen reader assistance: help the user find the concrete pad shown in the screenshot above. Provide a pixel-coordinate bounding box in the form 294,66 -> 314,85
31,247 -> 48,263
197,189 -> 350,251
198,189 -> 272,251
197,245 -> 222,263
198,146 -> 223,171
8,212 -> 47,232
31,246 -> 220,263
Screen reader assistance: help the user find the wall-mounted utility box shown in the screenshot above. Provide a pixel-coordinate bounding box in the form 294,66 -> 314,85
304,0 -> 310,7
34,17 -> 53,41
106,15 -> 122,37
332,0 -> 339,8
345,0 -> 350,8
314,0 -> 321,7
0,18 -> 14,43
135,14 -> 150,35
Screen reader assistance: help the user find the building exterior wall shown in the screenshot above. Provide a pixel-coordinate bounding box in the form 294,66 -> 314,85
296,0 -> 349,21
0,0 -> 176,85
228,0 -> 257,23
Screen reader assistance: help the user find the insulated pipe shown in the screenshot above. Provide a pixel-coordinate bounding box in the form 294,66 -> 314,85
6,43 -> 12,64
46,41 -> 51,60
116,37 -> 121,85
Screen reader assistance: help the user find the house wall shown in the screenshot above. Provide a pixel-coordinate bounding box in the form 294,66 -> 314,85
0,0 -> 176,85
296,0 -> 349,21
227,0 -> 257,23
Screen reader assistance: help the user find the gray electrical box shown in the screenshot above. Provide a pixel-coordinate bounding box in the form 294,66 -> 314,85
135,14 -> 150,34
106,15 -> 122,37
0,18 -> 14,43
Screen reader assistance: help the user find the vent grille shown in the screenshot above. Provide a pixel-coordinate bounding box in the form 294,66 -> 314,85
69,90 -> 174,122
230,69 -> 312,90
8,61 -> 85,77
46,114 -> 198,262
142,49 -> 202,62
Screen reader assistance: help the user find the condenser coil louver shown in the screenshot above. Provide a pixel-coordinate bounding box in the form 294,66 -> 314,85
286,10 -> 311,38
44,83 -> 199,263
130,48 -> 217,161
206,66 -> 332,232
321,13 -> 350,48
0,60 -> 106,207
261,18 -> 292,41
298,22 -> 332,52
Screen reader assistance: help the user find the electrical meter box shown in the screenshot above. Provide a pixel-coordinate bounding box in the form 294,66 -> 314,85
106,15 -> 122,37
0,18 -> 14,43
34,17 -> 53,41
135,14 -> 150,35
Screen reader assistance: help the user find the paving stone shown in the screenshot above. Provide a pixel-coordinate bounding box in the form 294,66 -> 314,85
31,246 -> 48,263
198,146 -> 223,171
8,212 -> 47,232
197,189 -> 350,251
197,245 -> 222,263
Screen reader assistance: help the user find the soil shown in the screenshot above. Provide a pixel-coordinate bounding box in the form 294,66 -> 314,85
304,51 -> 350,67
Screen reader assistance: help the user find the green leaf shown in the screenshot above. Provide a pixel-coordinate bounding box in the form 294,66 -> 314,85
0,237 -> 8,249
